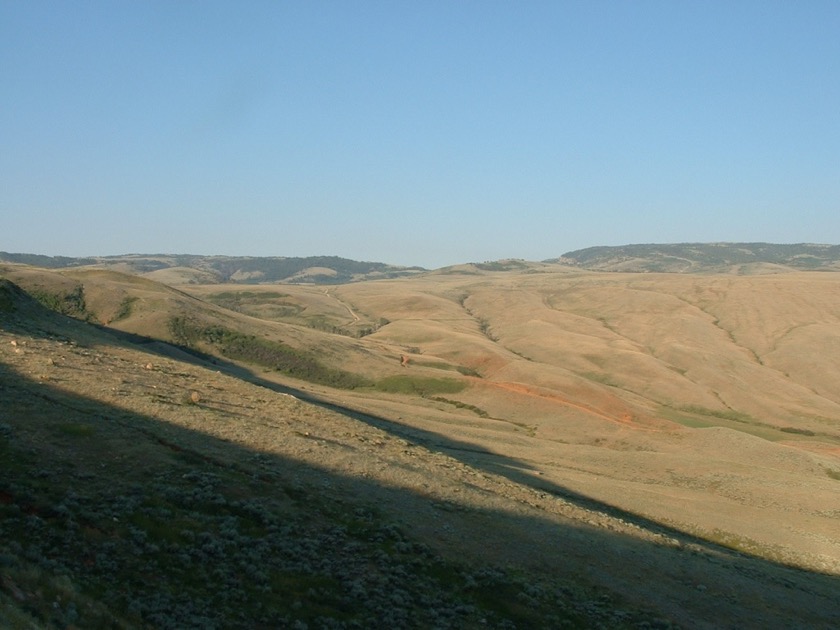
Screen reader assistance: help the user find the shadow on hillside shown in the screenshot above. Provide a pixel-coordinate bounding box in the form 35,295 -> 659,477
197,362 -> 837,577
2,310 -> 839,628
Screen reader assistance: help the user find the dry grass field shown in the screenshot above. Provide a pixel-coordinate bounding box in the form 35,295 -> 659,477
317,266 -> 840,571
2,259 -> 839,628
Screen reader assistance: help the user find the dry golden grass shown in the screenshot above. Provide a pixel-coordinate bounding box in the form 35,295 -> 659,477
3,262 -> 840,628
328,267 -> 840,576
5,262 -> 840,578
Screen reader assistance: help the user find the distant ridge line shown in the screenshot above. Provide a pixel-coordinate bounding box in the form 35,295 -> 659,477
3,242 -> 840,278
0,252 -> 427,285
548,242 -> 840,273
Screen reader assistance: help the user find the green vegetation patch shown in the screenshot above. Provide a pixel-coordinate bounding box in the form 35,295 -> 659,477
413,362 -> 480,377
662,405 -> 832,444
678,405 -> 756,424
204,292 -> 389,339
428,396 -> 489,417
168,316 -> 370,389
373,375 -> 467,396
29,284 -> 90,319
473,260 -> 528,272
112,296 -> 138,322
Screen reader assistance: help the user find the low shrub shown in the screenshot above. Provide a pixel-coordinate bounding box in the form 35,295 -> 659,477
167,316 -> 370,389
30,284 -> 89,319
112,296 -> 138,322
428,397 -> 489,417
679,405 -> 755,424
372,375 -> 466,396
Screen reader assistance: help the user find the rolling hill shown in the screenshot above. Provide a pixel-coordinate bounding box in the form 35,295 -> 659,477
6,242 -> 840,281
551,242 -> 840,273
2,252 -> 840,628
0,252 -> 426,285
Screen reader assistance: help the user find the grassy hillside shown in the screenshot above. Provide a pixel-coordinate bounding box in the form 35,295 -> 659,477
2,283 -> 646,628
3,262 -> 840,628
324,267 -> 840,577
0,265 -> 476,403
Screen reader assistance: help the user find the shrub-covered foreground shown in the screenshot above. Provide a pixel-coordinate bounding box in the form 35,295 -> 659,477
0,418 -> 656,629
0,284 -> 668,629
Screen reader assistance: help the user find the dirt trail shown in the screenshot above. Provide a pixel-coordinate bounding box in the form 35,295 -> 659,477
324,288 -> 360,322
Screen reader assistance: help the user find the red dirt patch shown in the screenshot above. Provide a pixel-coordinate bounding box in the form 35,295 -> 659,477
490,381 -> 667,431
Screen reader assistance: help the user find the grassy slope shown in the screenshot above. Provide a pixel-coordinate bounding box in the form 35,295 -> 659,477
0,282 -> 641,629
330,267 -> 840,573
3,264 -> 840,627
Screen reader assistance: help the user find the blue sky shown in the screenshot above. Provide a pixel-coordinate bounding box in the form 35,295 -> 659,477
2,1 -> 838,268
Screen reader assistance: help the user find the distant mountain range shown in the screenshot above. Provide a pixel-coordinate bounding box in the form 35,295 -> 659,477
0,253 -> 426,284
550,242 -> 840,273
3,243 -> 839,282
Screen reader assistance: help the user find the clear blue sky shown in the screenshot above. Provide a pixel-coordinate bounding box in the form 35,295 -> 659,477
2,1 -> 838,268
